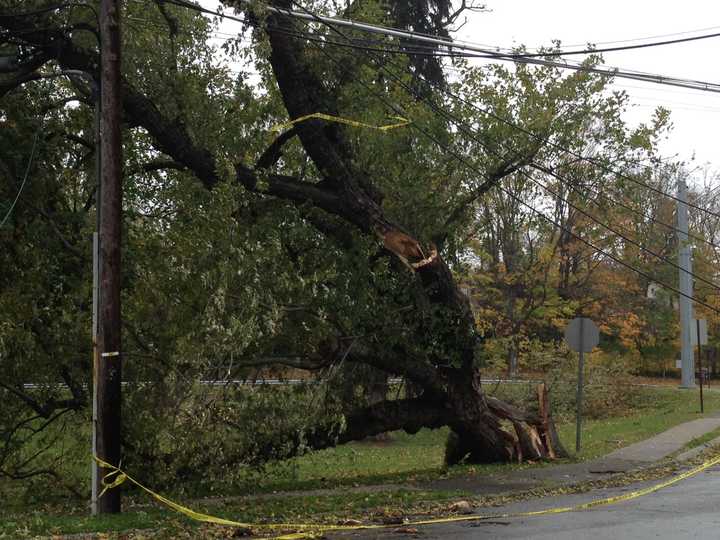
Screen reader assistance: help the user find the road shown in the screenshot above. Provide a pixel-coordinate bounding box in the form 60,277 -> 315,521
333,464 -> 720,540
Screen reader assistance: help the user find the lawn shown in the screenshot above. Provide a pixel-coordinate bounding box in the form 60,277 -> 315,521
1,385 -> 718,538
258,385 -> 720,492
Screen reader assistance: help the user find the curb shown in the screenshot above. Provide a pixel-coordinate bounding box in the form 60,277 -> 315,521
674,435 -> 720,462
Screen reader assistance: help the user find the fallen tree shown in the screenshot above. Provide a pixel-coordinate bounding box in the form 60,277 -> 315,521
0,0 -> 603,466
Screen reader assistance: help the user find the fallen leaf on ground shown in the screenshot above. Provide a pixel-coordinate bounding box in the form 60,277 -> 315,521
449,500 -> 474,514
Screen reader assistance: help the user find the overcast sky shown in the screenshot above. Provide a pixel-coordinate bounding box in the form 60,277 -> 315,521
455,1 -> 720,171
207,0 -> 720,173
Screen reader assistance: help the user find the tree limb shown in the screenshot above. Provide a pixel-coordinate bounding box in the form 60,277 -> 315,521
241,397 -> 446,463
437,143 -> 544,247
256,126 -> 299,170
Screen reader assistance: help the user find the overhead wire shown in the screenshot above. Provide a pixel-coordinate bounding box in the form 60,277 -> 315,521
162,0 -> 720,94
466,30 -> 720,59
238,1 -> 720,253
262,4 -> 720,94
160,0 -> 720,308
154,5 -> 714,216
280,0 -> 720,312
161,0 -> 720,222
558,24 -> 720,48
531,162 -> 720,253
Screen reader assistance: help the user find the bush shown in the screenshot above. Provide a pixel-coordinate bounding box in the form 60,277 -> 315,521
121,377 -> 346,495
486,345 -> 642,423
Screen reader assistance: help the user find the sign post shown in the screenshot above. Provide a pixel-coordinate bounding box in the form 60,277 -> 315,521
695,319 -> 708,413
564,317 -> 600,453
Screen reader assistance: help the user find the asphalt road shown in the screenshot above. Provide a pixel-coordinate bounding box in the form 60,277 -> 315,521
334,465 -> 720,540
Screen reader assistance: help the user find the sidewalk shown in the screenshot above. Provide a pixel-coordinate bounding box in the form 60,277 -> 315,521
424,411 -> 720,496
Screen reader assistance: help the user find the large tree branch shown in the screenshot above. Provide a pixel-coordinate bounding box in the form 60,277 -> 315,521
339,397 -> 446,440
122,89 -> 220,188
258,0 -> 384,204
255,126 -> 299,170
262,2 -> 351,182
241,397 -> 446,463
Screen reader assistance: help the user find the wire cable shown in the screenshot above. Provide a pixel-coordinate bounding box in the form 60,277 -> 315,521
530,162 -> 720,253
163,0 -> 720,222
163,0 -> 720,94
0,127 -> 41,229
283,0 -> 720,313
277,2 -> 720,240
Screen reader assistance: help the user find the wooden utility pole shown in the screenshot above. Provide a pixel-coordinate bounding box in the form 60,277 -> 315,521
96,0 -> 123,514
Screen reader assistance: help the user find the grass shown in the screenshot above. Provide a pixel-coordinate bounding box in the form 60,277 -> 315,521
2,385 -> 719,538
0,488 -> 466,538
558,386 -> 720,460
683,426 -> 720,452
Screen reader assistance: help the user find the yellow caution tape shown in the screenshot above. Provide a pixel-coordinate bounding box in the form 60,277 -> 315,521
95,452 -> 720,539
270,112 -> 410,133
94,456 -> 253,528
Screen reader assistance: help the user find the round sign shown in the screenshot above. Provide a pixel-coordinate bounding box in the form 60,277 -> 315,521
564,317 -> 600,353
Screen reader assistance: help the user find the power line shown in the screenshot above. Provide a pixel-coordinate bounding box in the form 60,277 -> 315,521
469,30 -> 720,59
0,126 -> 41,229
328,19 -> 720,280
442,84 -> 720,221
163,0 -> 251,25
260,4 -> 720,93
558,24 -> 720,49
427,91 -> 720,291
531,161 -> 720,253
282,1 -> 720,313
162,0 -> 720,94
165,2 -> 720,222
346,38 -> 720,292
260,2 -> 720,225
159,1 -> 720,231
525,166 -> 720,292
433,101 -> 720,286
132,0 -> 720,309
614,82 -> 720,97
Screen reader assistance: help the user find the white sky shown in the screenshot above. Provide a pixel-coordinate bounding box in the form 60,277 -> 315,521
455,0 -> 720,169
206,0 -> 720,171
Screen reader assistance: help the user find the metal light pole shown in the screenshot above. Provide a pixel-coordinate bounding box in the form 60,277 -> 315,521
678,179 -> 695,388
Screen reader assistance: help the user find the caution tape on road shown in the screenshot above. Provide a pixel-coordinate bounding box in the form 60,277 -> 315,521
269,112 -> 410,133
94,452 -> 720,539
